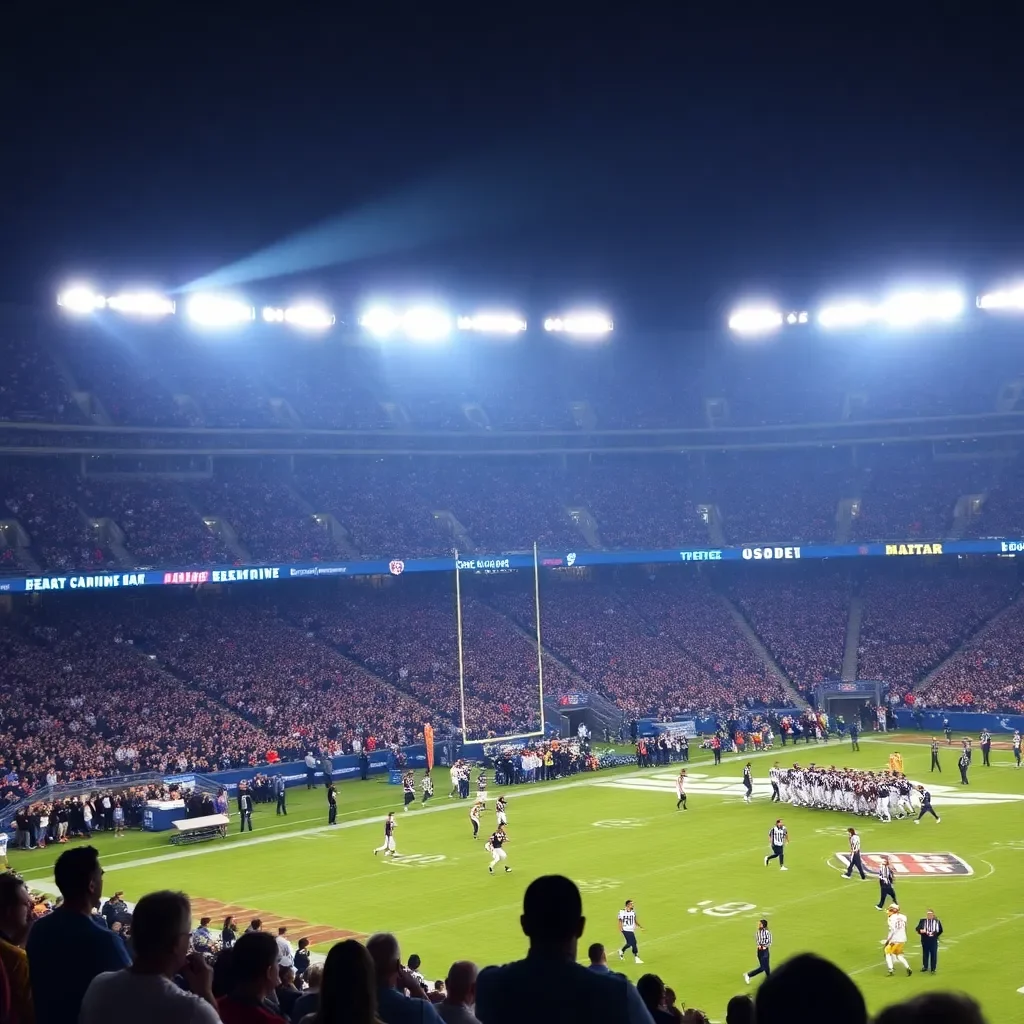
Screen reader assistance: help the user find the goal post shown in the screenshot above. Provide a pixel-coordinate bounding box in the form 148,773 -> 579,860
453,542 -> 547,745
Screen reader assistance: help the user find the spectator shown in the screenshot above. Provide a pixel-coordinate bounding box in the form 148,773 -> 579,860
724,995 -> 754,1024
754,954 -> 866,1024
216,931 -> 285,1024
0,873 -> 34,1024
436,962 -> 479,1024
474,875 -> 654,1024
276,966 -> 301,1019
80,890 -> 219,1024
663,989 -> 683,1024
222,917 -> 239,951
289,964 -> 323,1024
26,845 -> 131,1024
366,933 -> 442,1024
276,927 -> 294,968
293,938 -> 311,981
587,943 -> 617,975
874,993 -> 986,1024
303,940 -> 379,1024
636,975 -> 675,1024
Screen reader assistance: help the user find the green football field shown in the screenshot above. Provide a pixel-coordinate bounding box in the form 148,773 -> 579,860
12,737 -> 1024,1020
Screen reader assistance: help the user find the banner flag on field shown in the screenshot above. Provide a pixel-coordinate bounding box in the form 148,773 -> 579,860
424,723 -> 434,770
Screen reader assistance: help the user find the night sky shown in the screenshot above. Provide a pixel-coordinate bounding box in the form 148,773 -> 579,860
3,5 -> 1023,327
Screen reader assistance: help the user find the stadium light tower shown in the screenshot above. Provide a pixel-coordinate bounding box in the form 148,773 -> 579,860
264,303 -> 335,330
727,305 -> 783,336
402,306 -> 453,342
457,312 -> 527,335
817,299 -> 875,330
105,291 -> 175,317
543,311 -> 614,337
57,285 -> 106,315
978,284 -> 1024,312
359,306 -> 400,339
880,288 -> 964,328
185,294 -> 255,328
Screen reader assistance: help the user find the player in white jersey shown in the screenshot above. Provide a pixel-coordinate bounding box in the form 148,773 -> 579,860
0,831 -> 7,868
373,812 -> 397,857
882,904 -> 912,977
617,900 -> 644,963
675,769 -> 688,810
449,764 -> 460,798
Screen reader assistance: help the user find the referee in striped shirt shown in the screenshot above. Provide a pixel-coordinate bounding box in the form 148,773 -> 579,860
764,819 -> 789,870
743,920 -> 772,984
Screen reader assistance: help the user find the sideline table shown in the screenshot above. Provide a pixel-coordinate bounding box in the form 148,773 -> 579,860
170,813 -> 230,845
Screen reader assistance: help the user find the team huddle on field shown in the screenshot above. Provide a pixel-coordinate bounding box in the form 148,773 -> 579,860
764,756 -> 941,822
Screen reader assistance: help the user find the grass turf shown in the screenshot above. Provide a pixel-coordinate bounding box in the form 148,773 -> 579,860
11,736 -> 1024,1020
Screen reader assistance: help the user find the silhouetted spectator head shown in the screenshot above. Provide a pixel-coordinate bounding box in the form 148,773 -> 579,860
315,940 -> 377,1024
53,845 -> 104,911
637,974 -> 666,1016
225,931 -> 280,1002
587,943 -> 606,966
366,932 -> 402,988
874,993 -> 986,1024
444,961 -> 477,1007
130,890 -> 192,972
726,994 -> 755,1024
756,954 -> 866,1024
520,875 -> 584,952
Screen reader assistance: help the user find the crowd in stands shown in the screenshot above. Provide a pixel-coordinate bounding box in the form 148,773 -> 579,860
4,445 -> 1024,570
729,570 -> 850,694
857,570 -> 1018,693
922,592 -> 1024,713
0,560 -> 1021,794
0,851 -> 989,1024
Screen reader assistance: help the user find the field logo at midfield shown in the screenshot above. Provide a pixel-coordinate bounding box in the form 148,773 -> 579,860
384,853 -> 446,867
576,878 -> 622,893
389,559 -> 405,576
834,852 -> 973,877
593,819 -> 644,829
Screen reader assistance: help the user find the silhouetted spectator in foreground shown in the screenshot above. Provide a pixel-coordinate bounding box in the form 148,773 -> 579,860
755,954 -> 866,1024
474,874 -> 654,1024
874,993 -> 986,1024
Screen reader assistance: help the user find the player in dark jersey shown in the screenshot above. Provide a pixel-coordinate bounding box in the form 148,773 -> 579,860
743,763 -> 753,804
486,828 -> 510,873
373,812 -> 397,856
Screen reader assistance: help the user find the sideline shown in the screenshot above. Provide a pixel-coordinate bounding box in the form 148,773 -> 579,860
26,743 -> 791,888
26,737 -> 889,889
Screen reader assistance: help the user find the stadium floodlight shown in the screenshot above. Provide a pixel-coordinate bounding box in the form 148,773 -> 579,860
880,288 -> 964,328
262,306 -> 286,322
978,285 -> 1024,311
57,285 -> 106,315
284,303 -> 335,331
402,306 -> 453,342
457,312 -> 527,335
543,311 -> 614,336
817,300 -> 875,329
786,310 -> 809,325
727,306 -> 783,336
359,306 -> 400,339
185,293 -> 255,327
105,291 -> 175,317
